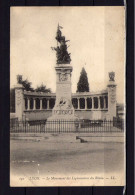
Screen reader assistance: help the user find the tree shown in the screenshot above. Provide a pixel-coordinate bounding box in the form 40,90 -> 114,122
35,83 -> 51,93
76,67 -> 90,92
17,75 -> 34,91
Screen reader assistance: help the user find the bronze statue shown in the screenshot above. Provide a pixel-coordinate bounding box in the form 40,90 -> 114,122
51,24 -> 71,64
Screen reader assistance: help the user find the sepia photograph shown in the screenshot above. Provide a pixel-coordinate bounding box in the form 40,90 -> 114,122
10,6 -> 125,186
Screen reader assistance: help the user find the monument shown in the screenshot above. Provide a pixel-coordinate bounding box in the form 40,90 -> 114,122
46,25 -> 78,130
107,71 -> 117,120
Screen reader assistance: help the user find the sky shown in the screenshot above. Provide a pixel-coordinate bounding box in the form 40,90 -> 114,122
10,6 -> 125,103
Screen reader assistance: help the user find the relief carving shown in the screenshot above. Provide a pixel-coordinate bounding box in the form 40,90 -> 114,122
56,97 -> 72,109
16,90 -> 22,105
110,87 -> 116,103
59,73 -> 68,81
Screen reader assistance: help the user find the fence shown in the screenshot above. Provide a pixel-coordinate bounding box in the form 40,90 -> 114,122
10,119 -> 124,133
113,117 -> 124,130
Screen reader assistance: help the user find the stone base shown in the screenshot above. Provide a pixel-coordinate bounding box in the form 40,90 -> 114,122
46,115 -> 79,132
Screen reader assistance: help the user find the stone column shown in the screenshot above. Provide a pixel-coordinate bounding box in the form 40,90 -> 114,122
98,97 -> 101,109
15,83 -> 24,120
85,97 -> 87,110
92,97 -> 94,110
27,98 -> 30,110
77,98 -> 80,109
40,99 -> 42,110
107,72 -> 117,120
104,96 -> 106,109
33,98 -> 36,110
47,98 -> 50,109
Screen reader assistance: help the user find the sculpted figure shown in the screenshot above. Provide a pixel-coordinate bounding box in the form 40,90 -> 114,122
57,97 -> 72,109
51,24 -> 71,64
109,72 -> 115,81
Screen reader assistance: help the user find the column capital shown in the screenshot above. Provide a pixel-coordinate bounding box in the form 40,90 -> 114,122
27,97 -> 30,100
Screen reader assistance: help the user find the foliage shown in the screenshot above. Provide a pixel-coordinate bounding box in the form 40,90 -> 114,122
17,75 -> 34,92
35,83 -> 51,93
76,67 -> 90,92
17,75 -> 51,93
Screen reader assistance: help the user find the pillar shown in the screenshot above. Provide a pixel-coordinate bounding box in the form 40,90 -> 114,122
15,83 -> 24,120
85,97 -> 87,110
91,97 -> 94,109
27,98 -> 30,110
107,72 -> 117,120
98,97 -> 101,109
47,98 -> 50,109
104,96 -> 106,109
77,98 -> 80,109
91,97 -> 93,109
33,98 -> 36,110
40,99 -> 42,110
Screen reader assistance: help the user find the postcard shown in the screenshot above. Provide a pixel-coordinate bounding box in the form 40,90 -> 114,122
10,6 -> 125,186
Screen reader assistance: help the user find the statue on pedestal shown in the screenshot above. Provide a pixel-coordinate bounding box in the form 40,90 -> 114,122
46,25 -> 79,130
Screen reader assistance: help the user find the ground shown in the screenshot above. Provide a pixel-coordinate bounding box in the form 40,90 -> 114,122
10,133 -> 125,186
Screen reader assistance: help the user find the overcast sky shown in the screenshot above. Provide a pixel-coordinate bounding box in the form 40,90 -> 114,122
10,6 -> 125,103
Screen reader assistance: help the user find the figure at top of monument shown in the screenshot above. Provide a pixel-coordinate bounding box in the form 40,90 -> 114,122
109,72 -> 115,81
51,24 -> 71,64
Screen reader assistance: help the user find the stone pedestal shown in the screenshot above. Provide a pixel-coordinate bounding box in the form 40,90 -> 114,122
46,64 -> 79,131
107,79 -> 117,120
15,84 -> 25,121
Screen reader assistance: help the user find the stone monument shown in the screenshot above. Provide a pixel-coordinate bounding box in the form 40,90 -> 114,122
107,71 -> 117,120
46,25 -> 78,130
